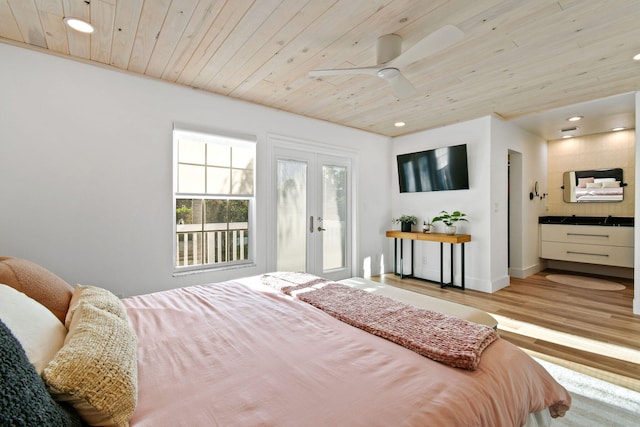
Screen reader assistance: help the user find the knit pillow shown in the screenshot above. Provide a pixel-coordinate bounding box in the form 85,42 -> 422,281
0,257 -> 73,323
65,284 -> 127,328
0,318 -> 82,427
43,302 -> 138,427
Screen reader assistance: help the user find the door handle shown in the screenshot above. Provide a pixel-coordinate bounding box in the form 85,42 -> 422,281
317,226 -> 326,232
317,216 -> 326,232
309,216 -> 314,233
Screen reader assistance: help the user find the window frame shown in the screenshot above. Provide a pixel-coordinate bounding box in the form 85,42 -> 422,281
172,127 -> 256,274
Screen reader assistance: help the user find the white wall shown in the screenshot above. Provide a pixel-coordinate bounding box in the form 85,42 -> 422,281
390,115 -> 547,293
0,43 -> 391,297
491,117 -> 548,279
391,117 -> 495,292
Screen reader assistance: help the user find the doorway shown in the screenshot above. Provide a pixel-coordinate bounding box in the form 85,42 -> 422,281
270,140 -> 353,281
508,149 -> 524,277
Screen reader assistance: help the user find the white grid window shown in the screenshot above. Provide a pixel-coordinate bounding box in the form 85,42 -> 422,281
173,129 -> 255,271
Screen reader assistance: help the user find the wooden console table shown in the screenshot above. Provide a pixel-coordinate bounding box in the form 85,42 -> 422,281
386,231 -> 471,290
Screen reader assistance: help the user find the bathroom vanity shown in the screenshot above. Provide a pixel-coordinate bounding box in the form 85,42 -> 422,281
538,216 -> 634,268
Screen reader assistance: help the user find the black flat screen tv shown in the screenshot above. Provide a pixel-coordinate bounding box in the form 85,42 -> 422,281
397,144 -> 469,193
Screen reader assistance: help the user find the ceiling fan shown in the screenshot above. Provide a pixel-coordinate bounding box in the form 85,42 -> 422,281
308,25 -> 464,99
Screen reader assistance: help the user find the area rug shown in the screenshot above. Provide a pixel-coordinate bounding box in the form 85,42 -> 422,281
535,358 -> 640,427
545,274 -> 626,291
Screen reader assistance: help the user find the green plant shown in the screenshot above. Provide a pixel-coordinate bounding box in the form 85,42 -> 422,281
176,204 -> 193,224
431,210 -> 468,227
392,215 -> 418,225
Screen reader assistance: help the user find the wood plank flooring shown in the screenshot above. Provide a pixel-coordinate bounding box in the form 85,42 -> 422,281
371,270 -> 640,392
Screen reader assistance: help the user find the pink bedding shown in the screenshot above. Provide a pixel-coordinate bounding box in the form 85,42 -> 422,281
123,277 -> 570,426
575,186 -> 623,201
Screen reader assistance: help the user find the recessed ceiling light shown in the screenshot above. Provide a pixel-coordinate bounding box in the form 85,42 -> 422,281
64,17 -> 94,34
567,116 -> 583,122
562,135 -> 573,139
612,127 -> 625,131
633,53 -> 640,61
394,121 -> 406,127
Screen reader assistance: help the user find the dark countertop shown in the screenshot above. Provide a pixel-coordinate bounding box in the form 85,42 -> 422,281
538,216 -> 634,227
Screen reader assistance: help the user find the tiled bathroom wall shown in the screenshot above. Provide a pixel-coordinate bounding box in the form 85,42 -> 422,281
546,129 -> 635,217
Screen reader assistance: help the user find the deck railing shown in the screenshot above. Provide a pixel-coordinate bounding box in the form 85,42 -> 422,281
176,223 -> 248,267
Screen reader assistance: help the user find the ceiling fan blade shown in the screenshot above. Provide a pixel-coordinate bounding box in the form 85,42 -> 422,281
308,66 -> 379,77
387,72 -> 417,99
391,24 -> 464,69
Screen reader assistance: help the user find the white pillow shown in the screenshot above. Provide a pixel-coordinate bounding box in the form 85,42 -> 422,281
585,182 -> 602,188
602,181 -> 621,188
594,177 -> 616,183
0,283 -> 67,374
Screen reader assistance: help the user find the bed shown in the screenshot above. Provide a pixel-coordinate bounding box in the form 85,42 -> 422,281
0,257 -> 571,427
575,186 -> 623,202
570,169 -> 624,202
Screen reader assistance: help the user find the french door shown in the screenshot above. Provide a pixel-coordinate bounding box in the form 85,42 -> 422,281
273,146 -> 352,281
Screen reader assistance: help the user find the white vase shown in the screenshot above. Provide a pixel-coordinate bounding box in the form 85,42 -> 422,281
444,225 -> 456,235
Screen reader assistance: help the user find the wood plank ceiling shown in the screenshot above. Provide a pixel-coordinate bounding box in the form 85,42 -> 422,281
1,0 -> 639,137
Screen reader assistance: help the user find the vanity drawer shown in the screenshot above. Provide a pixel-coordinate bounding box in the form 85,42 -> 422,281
539,224 -> 633,247
540,241 -> 634,268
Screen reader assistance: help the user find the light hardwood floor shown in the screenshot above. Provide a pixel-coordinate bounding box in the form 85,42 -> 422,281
371,270 -> 640,392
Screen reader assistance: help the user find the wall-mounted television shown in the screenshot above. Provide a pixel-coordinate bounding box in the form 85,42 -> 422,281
397,144 -> 469,193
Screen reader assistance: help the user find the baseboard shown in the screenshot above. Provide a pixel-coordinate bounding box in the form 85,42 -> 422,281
546,260 -> 634,279
461,276 -> 509,294
491,275 -> 510,292
509,262 -> 545,279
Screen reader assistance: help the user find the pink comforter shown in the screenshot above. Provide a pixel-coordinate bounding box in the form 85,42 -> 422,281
123,278 -> 570,427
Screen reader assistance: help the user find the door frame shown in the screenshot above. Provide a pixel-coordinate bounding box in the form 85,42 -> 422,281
266,134 -> 359,279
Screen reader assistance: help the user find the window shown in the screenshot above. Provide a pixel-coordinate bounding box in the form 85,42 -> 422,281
173,129 -> 255,271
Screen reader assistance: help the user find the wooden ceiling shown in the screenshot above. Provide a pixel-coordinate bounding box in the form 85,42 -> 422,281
1,0 -> 639,137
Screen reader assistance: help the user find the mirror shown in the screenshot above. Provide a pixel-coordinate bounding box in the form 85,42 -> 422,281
562,168 -> 624,203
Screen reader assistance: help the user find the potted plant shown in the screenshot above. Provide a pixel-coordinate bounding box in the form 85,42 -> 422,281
431,210 -> 468,235
392,215 -> 418,232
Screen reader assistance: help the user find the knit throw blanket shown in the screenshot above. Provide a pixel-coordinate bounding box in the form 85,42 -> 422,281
262,273 -> 498,370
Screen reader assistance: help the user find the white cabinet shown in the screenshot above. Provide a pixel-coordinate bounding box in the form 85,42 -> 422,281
539,224 -> 634,268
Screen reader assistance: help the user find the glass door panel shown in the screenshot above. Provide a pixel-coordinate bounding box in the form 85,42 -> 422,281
322,165 -> 347,271
276,159 -> 307,272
